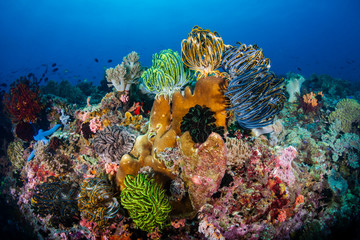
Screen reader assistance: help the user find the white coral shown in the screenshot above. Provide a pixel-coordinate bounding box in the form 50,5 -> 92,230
285,73 -> 305,102
106,51 -> 142,92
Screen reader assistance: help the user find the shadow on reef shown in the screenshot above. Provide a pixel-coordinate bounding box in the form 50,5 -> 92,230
0,197 -> 37,240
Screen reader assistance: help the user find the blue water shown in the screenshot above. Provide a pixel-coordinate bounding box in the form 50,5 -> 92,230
0,0 -> 359,86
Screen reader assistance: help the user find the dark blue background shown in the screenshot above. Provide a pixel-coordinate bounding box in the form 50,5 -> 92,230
0,0 -> 359,86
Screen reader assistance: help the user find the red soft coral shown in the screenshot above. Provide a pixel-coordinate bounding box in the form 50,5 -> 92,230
3,81 -> 43,122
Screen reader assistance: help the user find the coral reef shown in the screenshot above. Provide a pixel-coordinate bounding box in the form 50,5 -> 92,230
106,51 -> 142,93
142,49 -> 193,98
7,140 -> 25,173
120,174 -> 171,233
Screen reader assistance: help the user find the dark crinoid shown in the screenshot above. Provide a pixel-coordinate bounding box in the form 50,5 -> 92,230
31,176 -> 79,227
180,104 -> 224,143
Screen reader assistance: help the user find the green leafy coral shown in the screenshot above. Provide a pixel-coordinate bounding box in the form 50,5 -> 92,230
141,49 -> 193,98
120,173 -> 171,233
328,98 -> 360,132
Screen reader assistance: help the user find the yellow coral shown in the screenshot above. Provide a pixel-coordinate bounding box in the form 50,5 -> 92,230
121,111 -> 144,131
329,98 -> 360,132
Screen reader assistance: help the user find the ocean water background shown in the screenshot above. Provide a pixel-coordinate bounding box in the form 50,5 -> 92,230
0,0 -> 359,87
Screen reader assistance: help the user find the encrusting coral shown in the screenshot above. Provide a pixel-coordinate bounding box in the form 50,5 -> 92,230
106,51 -> 143,92
120,173 -> 171,233
93,125 -> 136,163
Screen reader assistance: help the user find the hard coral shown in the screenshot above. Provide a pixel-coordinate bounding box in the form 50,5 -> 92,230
3,80 -> 43,122
93,126 -> 136,163
328,98 -> 360,132
78,178 -> 121,227
120,174 -> 171,233
180,104 -> 224,143
31,176 -> 79,227
116,76 -> 227,191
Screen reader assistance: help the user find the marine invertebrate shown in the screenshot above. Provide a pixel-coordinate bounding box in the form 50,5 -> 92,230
31,176 -> 80,227
179,132 -> 227,211
142,49 -> 193,98
181,26 -> 226,79
271,146 -> 298,187
89,116 -> 103,133
116,77 -> 227,191
78,178 -> 120,227
15,121 -> 35,142
328,98 -> 360,132
7,140 -> 25,173
120,174 -> 171,232
180,104 -> 224,143
106,51 -> 142,92
3,80 -> 43,122
285,73 -> 306,103
27,124 -> 62,161
222,42 -> 286,129
299,91 -> 323,114
93,126 -> 136,163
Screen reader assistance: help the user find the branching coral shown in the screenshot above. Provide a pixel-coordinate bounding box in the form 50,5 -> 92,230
106,51 -> 142,92
120,173 -> 171,233
299,91 -> 323,114
31,176 -> 79,227
93,126 -> 136,163
142,49 -> 193,98
181,26 -> 226,79
328,98 -> 360,132
180,104 -> 224,143
3,80 -> 43,122
222,42 -> 286,129
78,178 -> 121,227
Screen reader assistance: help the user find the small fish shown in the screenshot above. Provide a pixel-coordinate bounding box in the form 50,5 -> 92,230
107,59 -> 112,63
41,73 -> 45,77
27,73 -> 34,78
297,67 -> 302,71
52,63 -> 57,67
44,77 -> 48,82
52,68 -> 59,72
0,83 -> 7,87
94,58 -> 99,63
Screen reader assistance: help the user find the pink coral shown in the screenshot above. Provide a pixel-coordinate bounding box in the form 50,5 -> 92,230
272,146 -> 297,186
105,163 -> 119,175
89,117 -> 103,133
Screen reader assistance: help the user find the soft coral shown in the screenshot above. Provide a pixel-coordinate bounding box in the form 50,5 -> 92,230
3,80 -> 43,122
